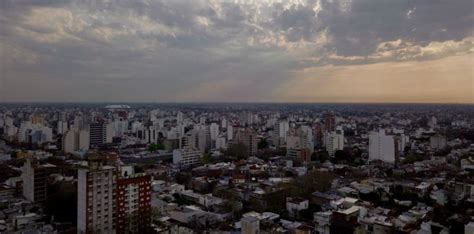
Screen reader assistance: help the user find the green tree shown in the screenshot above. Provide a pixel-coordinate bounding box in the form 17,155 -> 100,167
402,154 -> 424,164
219,190 -> 242,218
202,152 -> 212,164
148,143 -> 164,152
280,170 -> 334,198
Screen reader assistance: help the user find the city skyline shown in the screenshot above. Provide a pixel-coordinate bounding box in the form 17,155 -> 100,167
1,0 -> 473,103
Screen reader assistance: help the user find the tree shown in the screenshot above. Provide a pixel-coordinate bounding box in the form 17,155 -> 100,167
225,142 -> 248,160
334,150 -> 353,163
258,138 -> 268,149
280,170 -> 335,198
202,152 -> 212,164
148,143 -> 164,152
402,154 -> 424,164
218,190 -> 242,218
312,151 -> 329,163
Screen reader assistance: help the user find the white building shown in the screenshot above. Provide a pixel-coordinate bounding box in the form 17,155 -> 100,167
396,134 -> 410,152
111,120 -> 128,137
369,129 -> 395,163
18,121 -> 53,144
78,130 -> 90,151
221,118 -> 227,128
314,211 -> 332,234
144,126 -> 159,144
177,111 -> 184,124
77,162 -> 116,234
286,197 -> 309,217
57,121 -> 68,135
216,137 -> 227,150
241,216 -> 260,234
173,148 -> 202,168
227,125 -> 233,141
62,130 -> 77,153
325,127 -> 344,157
273,121 -> 289,146
62,130 -> 90,153
210,123 -> 219,140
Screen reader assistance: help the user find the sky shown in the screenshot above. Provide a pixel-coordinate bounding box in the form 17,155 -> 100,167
0,0 -> 473,103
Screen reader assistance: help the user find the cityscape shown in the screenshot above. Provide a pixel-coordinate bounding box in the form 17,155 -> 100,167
1,0 -> 473,234
0,103 -> 473,233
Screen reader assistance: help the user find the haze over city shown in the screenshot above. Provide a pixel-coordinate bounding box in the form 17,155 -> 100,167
1,0 -> 473,103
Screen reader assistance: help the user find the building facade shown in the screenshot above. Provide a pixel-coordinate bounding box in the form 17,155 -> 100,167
77,162 -> 116,233
116,166 -> 152,233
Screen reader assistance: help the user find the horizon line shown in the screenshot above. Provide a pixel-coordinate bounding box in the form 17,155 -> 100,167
0,101 -> 472,105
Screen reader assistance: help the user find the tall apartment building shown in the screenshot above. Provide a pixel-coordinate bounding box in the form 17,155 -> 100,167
22,158 -> 57,204
369,129 -> 396,163
324,127 -> 344,157
89,122 -> 112,148
234,128 -> 258,157
77,160 -> 116,233
89,123 -> 106,148
286,127 -> 314,162
324,112 -> 336,132
116,166 -> 152,233
62,130 -> 89,153
273,121 -> 289,147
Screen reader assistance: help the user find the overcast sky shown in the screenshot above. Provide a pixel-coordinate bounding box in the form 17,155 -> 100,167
0,0 -> 473,103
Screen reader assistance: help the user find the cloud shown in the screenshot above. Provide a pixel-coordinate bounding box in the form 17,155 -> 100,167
278,54 -> 474,103
0,0 -> 472,102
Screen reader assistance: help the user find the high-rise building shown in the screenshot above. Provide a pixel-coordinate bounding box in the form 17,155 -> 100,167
62,130 -> 77,153
216,137 -> 227,150
286,127 -> 314,162
22,158 -> 57,204
234,128 -> 258,157
369,129 -> 396,163
31,114 -> 45,125
210,123 -> 219,140
221,118 -> 227,129
62,130 -> 90,153
324,112 -> 336,132
324,127 -> 344,157
395,133 -> 410,153
116,166 -> 152,233
273,120 -> 289,147
77,160 -> 116,233
73,115 -> 85,131
177,111 -> 184,124
18,121 -> 53,144
89,122 -> 112,147
143,126 -> 159,144
57,121 -> 68,135
227,125 -> 233,141
79,130 -> 90,151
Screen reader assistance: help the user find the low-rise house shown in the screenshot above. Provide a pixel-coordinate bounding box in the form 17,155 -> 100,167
286,197 -> 309,218
314,211 -> 332,234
